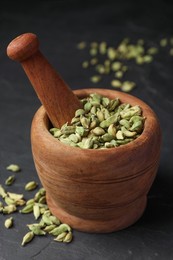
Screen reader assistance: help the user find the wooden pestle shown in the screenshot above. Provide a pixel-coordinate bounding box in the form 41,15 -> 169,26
7,33 -> 82,128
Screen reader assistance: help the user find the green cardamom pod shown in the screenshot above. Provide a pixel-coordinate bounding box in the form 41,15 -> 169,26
5,175 -> 15,186
7,192 -> 24,201
44,224 -> 57,233
107,124 -> 117,136
3,205 -> 17,214
92,127 -> 105,136
54,232 -> 67,242
75,109 -> 85,117
38,195 -> 46,204
4,217 -> 13,228
80,116 -> 90,129
121,126 -> 137,137
6,164 -> 21,172
50,223 -> 71,236
20,203 -> 34,214
63,231 -> 73,243
42,213 -> 53,225
116,130 -> 124,140
26,198 -> 35,205
0,184 -> 7,198
21,231 -> 34,246
27,224 -> 46,236
16,199 -> 26,206
33,204 -> 41,220
25,181 -> 38,191
4,196 -> 16,205
96,110 -> 105,122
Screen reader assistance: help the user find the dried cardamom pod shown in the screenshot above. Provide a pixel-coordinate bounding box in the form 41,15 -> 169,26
25,181 -> 38,191
50,223 -> 71,236
3,205 -> 17,214
20,203 -> 34,214
33,204 -> 41,220
4,217 -> 13,228
0,185 -> 7,198
21,231 -> 34,246
6,164 -> 21,172
54,232 -> 67,242
5,175 -> 15,186
27,224 -> 46,235
63,231 -> 73,243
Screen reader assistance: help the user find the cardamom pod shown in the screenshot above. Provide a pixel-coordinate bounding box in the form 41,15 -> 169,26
3,205 -> 17,214
0,184 -> 7,198
50,224 -> 71,236
63,231 -> 73,243
33,204 -> 41,220
6,164 -> 21,172
54,232 -> 67,242
5,175 -> 15,186
7,192 -> 24,201
4,196 -> 16,205
4,217 -> 13,228
21,231 -> 34,246
20,203 -> 34,214
25,181 -> 38,191
27,224 -> 46,235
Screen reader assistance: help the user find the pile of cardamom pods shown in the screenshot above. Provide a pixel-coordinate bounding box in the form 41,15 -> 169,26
77,37 -> 173,92
0,164 -> 72,246
50,93 -> 145,149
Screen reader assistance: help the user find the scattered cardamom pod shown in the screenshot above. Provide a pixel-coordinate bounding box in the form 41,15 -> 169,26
77,37 -> 173,92
4,217 -> 13,229
33,203 -> 41,220
0,184 -> 7,198
6,164 -> 21,172
5,175 -> 15,186
25,181 -> 38,191
3,204 -> 17,214
20,203 -> 34,214
21,231 -> 35,246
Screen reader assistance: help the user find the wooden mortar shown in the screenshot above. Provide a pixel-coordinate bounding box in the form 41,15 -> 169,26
31,88 -> 161,233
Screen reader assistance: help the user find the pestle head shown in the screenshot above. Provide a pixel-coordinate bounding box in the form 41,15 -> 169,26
7,33 -> 39,62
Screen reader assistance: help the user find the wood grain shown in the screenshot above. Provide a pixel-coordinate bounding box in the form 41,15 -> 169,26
7,33 -> 81,128
31,89 -> 162,232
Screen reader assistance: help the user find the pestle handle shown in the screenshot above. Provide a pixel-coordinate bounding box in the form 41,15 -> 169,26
7,33 -> 82,128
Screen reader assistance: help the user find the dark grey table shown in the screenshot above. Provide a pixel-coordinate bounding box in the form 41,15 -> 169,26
0,1 -> 173,259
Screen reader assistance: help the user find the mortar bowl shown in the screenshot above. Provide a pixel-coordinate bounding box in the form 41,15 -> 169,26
31,88 -> 161,233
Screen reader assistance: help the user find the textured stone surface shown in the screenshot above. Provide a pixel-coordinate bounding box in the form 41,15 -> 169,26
0,1 -> 173,259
